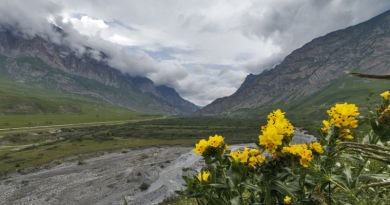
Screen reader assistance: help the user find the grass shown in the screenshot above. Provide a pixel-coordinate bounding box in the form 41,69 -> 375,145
0,54 -> 167,115
0,137 -> 195,176
0,116 -> 262,176
231,75 -> 389,133
0,76 -> 156,128
160,196 -> 197,205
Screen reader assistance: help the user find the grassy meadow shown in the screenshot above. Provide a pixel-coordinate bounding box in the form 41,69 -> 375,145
0,76 -> 154,129
0,116 -> 262,176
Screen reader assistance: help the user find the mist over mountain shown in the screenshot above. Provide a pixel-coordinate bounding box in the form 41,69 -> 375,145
0,26 -> 198,114
200,9 -> 390,115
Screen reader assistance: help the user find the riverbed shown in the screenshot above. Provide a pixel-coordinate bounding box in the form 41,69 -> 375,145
0,130 -> 314,205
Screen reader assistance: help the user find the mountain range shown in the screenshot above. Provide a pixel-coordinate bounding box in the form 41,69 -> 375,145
0,28 -> 198,115
199,9 -> 390,115
0,10 -> 389,118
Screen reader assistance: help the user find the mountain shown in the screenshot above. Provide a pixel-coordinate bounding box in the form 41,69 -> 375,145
0,27 -> 198,115
200,10 -> 390,115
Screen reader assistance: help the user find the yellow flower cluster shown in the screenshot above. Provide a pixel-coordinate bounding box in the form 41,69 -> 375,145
327,103 -> 359,128
282,142 -> 323,168
309,142 -> 324,154
194,134 -> 226,155
230,148 -> 266,168
259,109 -> 294,154
284,196 -> 292,204
321,103 -> 359,140
194,139 -> 208,155
321,120 -> 331,134
208,135 -> 225,148
384,105 -> 390,113
379,91 -> 390,121
340,129 -> 353,140
267,109 -> 295,136
380,90 -> 390,101
197,170 -> 210,182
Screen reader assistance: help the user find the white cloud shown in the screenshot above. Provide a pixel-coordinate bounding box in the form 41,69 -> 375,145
68,16 -> 108,36
1,0 -> 389,105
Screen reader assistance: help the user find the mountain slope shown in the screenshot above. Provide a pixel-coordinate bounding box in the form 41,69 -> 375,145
0,75 -> 154,128
0,28 -> 198,115
200,10 -> 390,115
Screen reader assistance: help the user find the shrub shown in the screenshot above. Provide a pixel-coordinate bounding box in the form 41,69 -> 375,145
178,91 -> 390,205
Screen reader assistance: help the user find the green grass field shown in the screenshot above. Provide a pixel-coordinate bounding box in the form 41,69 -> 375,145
0,76 -> 156,128
0,116 -> 262,175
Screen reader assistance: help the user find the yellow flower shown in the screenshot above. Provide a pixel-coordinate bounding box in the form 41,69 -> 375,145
248,156 -> 257,167
284,195 -> 292,204
259,109 -> 294,154
249,148 -> 260,155
230,150 -> 241,161
194,139 -> 208,155
343,134 -> 353,140
267,109 -> 295,136
282,144 -> 313,168
321,120 -> 331,134
240,148 -> 250,163
208,134 -> 224,148
340,129 -> 353,140
259,124 -> 284,154
230,148 -> 265,167
197,171 -> 210,182
309,142 -> 324,154
327,103 -> 359,128
255,154 -> 266,165
380,90 -> 390,100
194,134 -> 227,155
385,105 -> 390,113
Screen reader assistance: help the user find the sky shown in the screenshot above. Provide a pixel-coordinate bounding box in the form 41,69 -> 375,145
0,0 -> 389,106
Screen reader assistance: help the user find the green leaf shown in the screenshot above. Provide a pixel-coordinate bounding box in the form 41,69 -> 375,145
343,165 -> 352,185
271,180 -> 298,197
208,183 -> 228,188
230,196 -> 242,205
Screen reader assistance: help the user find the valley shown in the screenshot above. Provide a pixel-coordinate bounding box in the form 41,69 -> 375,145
0,3 -> 388,205
0,130 -> 314,205
0,116 -> 262,176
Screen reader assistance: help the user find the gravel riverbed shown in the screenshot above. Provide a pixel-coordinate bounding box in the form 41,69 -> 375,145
0,131 -> 314,205
0,146 -> 200,205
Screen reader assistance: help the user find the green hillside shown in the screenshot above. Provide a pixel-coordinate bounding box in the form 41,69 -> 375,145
231,75 -> 389,132
0,77 -> 152,128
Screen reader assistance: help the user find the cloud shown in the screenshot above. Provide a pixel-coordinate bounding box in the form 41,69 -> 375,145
240,0 -> 390,53
0,0 -> 389,105
0,0 -> 62,42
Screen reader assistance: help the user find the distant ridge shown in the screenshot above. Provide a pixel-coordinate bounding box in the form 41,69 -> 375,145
200,9 -> 390,115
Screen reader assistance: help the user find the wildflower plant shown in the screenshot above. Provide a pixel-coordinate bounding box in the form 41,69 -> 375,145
179,91 -> 390,205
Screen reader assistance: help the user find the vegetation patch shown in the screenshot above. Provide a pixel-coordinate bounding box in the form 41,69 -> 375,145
178,91 -> 390,205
